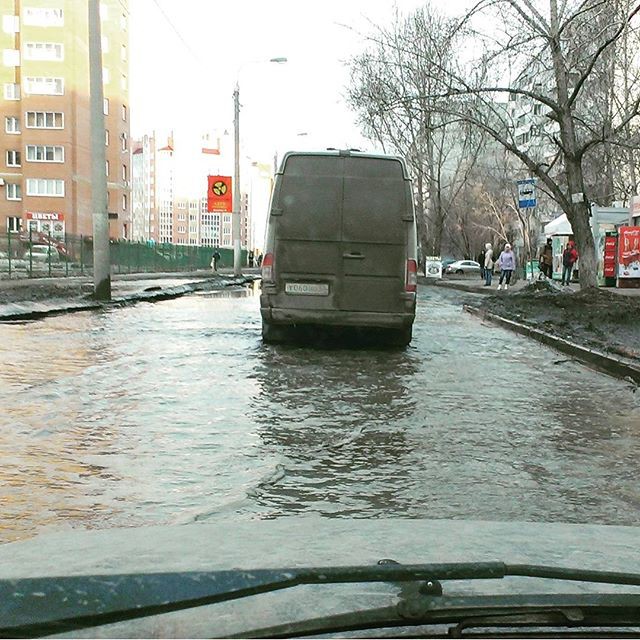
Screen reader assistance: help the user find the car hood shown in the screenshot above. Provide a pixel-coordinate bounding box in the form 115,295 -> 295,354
1,517 -> 639,637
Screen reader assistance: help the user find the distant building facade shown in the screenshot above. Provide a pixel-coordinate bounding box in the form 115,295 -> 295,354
0,0 -> 131,240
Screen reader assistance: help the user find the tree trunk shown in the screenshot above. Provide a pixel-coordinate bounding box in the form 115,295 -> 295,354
564,160 -> 598,288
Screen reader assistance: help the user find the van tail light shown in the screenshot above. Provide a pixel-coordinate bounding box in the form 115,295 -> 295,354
262,252 -> 274,282
406,259 -> 417,292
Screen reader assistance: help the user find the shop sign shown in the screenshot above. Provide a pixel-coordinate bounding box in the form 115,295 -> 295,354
618,226 -> 640,278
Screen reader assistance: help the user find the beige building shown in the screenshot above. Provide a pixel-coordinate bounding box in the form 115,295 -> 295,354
0,0 -> 130,242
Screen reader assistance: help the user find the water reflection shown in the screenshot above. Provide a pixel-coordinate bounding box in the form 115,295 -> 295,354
247,342 -> 419,517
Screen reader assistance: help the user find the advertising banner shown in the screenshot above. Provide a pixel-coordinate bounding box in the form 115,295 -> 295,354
207,176 -> 232,213
603,235 -> 617,278
618,226 -> 640,278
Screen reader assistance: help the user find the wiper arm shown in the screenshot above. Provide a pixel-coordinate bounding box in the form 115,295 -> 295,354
2,561 -> 640,638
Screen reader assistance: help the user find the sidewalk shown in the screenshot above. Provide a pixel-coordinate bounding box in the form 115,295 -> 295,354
0,269 -> 260,322
421,275 -> 640,297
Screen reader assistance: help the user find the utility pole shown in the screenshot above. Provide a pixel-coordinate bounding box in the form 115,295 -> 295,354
233,82 -> 242,277
88,0 -> 111,299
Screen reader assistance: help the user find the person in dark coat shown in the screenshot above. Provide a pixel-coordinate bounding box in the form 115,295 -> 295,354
477,249 -> 486,279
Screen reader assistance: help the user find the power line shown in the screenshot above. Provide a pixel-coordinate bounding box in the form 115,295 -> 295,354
150,0 -> 202,65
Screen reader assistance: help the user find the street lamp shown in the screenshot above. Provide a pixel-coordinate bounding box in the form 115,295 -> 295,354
233,57 -> 287,276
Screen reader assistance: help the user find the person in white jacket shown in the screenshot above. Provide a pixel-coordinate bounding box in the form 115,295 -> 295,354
483,243 -> 494,286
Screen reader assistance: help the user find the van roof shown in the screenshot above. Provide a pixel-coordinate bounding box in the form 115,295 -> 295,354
278,149 -> 410,179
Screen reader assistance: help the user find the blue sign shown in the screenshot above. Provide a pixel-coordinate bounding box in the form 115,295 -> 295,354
517,178 -> 536,208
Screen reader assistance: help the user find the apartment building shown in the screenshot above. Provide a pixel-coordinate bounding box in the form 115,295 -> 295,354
131,130 -> 260,250
0,0 -> 130,241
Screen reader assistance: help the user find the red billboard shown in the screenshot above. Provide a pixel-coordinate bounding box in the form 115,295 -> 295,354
618,226 -> 640,278
207,175 -> 232,213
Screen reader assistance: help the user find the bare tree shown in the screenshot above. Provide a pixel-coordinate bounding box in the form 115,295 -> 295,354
411,0 -> 640,287
347,6 -> 486,258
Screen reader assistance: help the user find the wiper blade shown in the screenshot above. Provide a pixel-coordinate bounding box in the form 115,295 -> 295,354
2,561 -> 640,638
233,593 -> 640,639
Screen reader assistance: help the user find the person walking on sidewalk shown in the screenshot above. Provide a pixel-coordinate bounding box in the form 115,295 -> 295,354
561,240 -> 578,286
497,243 -> 516,290
483,243 -> 494,286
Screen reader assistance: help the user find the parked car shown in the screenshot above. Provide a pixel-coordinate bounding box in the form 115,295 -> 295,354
260,149 -> 418,346
445,259 -> 481,275
22,245 -> 61,262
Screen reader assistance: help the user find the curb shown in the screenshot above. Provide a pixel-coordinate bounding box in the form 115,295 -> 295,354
419,278 -> 501,295
0,276 -> 259,322
464,304 -> 640,384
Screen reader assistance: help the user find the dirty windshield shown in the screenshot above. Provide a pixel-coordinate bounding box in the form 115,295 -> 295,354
1,0 -> 640,637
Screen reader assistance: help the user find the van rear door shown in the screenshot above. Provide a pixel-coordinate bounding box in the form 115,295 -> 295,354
339,156 -> 409,313
274,155 -> 343,311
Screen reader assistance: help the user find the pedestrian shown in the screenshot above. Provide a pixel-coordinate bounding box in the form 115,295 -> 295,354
539,238 -> 553,279
248,250 -> 254,268
483,243 -> 494,286
477,249 -> 486,280
256,252 -> 263,268
561,240 -> 578,286
210,248 -> 221,272
497,243 -> 516,290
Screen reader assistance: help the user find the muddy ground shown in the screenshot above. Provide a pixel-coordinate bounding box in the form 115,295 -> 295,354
479,281 -> 640,363
0,280 -> 93,305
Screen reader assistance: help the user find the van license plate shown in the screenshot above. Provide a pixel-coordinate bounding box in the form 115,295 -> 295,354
285,282 -> 329,296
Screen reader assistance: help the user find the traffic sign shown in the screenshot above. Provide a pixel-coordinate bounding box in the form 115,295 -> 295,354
517,178 -> 536,208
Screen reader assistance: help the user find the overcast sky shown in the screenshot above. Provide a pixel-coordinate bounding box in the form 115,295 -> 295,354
128,0 -> 469,163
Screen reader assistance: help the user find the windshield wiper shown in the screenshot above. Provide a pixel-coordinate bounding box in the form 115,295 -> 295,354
2,561 -> 640,638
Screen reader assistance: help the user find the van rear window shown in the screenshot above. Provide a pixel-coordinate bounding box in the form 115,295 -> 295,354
283,155 -> 405,179
283,156 -> 342,177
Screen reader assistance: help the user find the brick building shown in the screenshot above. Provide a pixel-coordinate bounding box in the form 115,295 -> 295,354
0,0 -> 130,241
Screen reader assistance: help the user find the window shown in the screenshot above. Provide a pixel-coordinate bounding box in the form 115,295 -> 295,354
121,44 -> 127,62
5,116 -> 20,133
120,13 -> 127,30
101,36 -> 109,53
122,104 -> 127,121
102,67 -> 110,84
24,76 -> 64,95
6,216 -> 21,232
533,103 -> 543,115
121,74 -> 127,91
24,42 -> 64,61
121,133 -> 128,151
105,160 -> 109,176
103,98 -> 109,115
6,183 -> 21,200
122,164 -> 127,181
122,194 -> 127,210
3,49 -> 19,66
2,15 -> 19,33
25,111 -> 64,129
4,83 -> 19,100
23,8 -> 63,27
99,3 -> 108,19
6,150 -> 21,166
26,178 -> 64,197
105,130 -> 109,146
26,145 -> 64,163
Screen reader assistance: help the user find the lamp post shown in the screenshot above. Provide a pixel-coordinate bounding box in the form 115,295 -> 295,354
233,57 -> 287,276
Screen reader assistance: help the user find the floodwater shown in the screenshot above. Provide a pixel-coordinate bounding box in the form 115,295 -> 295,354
1,284 -> 639,543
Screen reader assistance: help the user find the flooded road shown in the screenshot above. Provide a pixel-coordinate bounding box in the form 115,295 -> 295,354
1,284 -> 639,542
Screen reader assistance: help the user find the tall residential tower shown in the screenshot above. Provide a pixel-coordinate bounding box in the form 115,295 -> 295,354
0,0 -> 130,241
